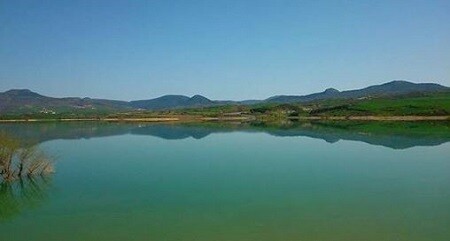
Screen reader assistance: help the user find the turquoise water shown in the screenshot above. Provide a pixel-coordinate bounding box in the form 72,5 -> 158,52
1,122 -> 450,241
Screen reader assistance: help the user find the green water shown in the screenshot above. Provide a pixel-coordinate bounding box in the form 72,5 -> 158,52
1,122 -> 450,241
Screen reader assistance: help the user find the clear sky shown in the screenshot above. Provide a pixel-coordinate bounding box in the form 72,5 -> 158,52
1,0 -> 449,100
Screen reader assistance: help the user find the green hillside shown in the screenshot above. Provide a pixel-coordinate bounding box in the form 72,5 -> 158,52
307,92 -> 450,116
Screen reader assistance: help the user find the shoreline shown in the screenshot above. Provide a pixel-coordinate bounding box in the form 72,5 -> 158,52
0,115 -> 449,123
290,116 -> 450,121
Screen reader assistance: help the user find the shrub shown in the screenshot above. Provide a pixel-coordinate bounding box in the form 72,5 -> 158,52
0,133 -> 54,182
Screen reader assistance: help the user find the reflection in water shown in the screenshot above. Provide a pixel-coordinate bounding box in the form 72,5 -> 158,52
0,120 -> 449,149
0,121 -> 449,241
0,176 -> 52,221
0,133 -> 54,221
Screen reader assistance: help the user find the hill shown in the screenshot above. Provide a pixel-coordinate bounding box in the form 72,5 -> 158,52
0,80 -> 449,117
130,94 -> 215,110
0,89 -> 131,115
267,80 -> 449,103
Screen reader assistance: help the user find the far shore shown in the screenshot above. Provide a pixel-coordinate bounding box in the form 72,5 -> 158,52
290,116 -> 450,121
0,116 -> 252,123
0,115 -> 449,123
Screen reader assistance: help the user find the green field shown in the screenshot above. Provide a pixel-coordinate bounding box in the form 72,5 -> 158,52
246,92 -> 450,118
310,92 -> 450,116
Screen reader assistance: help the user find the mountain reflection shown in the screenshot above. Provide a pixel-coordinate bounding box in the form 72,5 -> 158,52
0,176 -> 52,221
0,120 -> 449,149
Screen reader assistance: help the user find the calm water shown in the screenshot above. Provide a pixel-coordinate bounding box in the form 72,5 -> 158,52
1,122 -> 450,241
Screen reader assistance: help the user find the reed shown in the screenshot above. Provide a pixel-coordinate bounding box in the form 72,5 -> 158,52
0,133 -> 54,182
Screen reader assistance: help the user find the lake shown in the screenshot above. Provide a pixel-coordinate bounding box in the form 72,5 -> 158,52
1,121 -> 450,241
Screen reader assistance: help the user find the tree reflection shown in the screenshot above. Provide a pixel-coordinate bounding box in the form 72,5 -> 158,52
0,175 -> 52,221
0,132 -> 54,221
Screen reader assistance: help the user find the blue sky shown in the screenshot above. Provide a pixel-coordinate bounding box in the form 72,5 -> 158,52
1,0 -> 449,100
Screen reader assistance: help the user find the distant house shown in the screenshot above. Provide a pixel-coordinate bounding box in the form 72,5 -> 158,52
40,108 -> 56,114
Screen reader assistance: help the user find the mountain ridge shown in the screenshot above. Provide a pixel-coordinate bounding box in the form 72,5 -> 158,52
266,80 -> 449,103
1,80 -> 449,114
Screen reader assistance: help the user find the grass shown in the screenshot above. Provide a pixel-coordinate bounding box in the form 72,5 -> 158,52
309,92 -> 450,116
353,93 -> 450,116
0,133 -> 54,182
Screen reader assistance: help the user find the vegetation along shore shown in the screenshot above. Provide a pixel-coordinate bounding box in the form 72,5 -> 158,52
1,81 -> 449,122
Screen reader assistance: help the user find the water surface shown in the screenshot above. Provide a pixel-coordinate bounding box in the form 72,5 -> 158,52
1,122 -> 450,241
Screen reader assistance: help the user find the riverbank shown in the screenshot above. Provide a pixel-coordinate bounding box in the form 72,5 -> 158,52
291,116 -> 450,121
0,115 -> 449,123
0,116 -> 256,123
